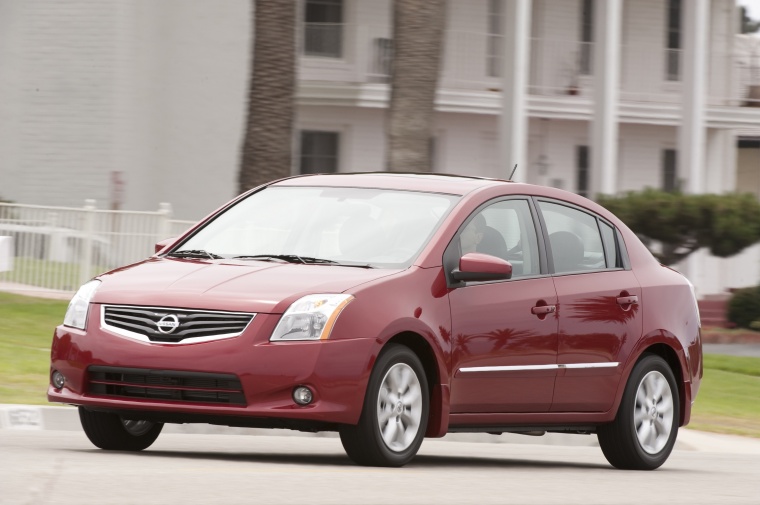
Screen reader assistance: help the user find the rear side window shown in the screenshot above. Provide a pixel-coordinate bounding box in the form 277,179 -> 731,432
599,221 -> 622,268
538,201 -> 607,274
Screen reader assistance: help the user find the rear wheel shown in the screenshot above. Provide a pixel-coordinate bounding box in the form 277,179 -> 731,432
597,354 -> 679,470
340,344 -> 429,467
79,407 -> 163,451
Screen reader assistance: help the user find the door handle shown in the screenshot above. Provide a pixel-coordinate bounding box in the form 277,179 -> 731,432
616,295 -> 638,306
531,305 -> 556,315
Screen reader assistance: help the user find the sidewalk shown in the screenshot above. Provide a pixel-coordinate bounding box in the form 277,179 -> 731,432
3,404 -> 759,454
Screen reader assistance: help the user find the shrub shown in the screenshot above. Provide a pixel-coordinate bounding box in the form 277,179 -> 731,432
727,286 -> 760,329
597,190 -> 760,265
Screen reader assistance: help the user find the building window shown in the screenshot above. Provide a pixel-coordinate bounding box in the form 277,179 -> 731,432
662,148 -> 677,192
369,37 -> 393,82
487,0 -> 503,78
304,0 -> 343,58
576,145 -> 589,198
300,131 -> 339,174
666,0 -> 681,81
579,0 -> 593,75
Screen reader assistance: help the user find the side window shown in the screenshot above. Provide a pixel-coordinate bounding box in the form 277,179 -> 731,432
599,221 -> 620,268
459,199 -> 540,278
538,201 -> 605,274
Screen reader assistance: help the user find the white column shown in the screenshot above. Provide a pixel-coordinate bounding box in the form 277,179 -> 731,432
705,128 -> 737,193
590,0 -> 622,197
679,0 -> 709,194
724,130 -> 738,192
679,0 -> 709,291
499,0 -> 532,181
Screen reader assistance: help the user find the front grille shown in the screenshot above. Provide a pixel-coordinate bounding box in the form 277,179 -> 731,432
102,305 -> 254,344
87,366 -> 246,406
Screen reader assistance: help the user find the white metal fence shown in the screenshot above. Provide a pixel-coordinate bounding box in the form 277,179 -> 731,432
0,201 -> 195,296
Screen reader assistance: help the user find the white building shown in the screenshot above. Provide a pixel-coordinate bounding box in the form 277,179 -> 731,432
1,0 -> 760,296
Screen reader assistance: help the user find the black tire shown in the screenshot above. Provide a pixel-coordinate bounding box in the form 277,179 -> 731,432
79,407 -> 163,451
340,344 -> 429,467
597,354 -> 680,470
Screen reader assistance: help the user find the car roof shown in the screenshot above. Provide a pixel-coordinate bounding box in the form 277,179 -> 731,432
272,172 -> 509,196
270,172 -> 626,230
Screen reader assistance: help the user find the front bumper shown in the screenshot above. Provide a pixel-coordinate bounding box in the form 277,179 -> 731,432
48,304 -> 376,427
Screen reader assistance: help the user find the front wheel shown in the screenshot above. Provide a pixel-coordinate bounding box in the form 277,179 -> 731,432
597,354 -> 680,470
79,407 -> 163,451
340,344 -> 429,467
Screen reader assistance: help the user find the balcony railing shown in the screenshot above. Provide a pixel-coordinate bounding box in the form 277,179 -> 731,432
303,22 -> 343,58
298,28 -> 758,109
528,38 -> 593,97
368,36 -> 393,83
731,37 -> 760,108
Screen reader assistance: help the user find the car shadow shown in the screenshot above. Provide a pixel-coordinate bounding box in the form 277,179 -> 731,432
71,448 -> 614,470
410,454 -> 612,470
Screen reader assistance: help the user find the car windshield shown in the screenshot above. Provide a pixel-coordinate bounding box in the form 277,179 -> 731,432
175,186 -> 460,268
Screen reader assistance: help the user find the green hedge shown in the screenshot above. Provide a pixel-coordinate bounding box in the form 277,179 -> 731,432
727,286 -> 760,329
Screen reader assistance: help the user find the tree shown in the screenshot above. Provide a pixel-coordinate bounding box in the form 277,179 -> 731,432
238,0 -> 297,194
741,6 -> 760,34
597,189 -> 760,265
386,0 -> 447,172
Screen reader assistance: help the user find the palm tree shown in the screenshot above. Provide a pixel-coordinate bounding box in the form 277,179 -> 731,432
386,0 -> 447,173
238,0 -> 297,193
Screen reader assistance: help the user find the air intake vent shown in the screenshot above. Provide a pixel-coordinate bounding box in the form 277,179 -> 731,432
102,305 -> 254,344
87,366 -> 246,406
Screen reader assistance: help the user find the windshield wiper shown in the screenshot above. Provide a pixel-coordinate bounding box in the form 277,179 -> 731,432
232,254 -> 332,264
232,254 -> 374,268
166,249 -> 224,260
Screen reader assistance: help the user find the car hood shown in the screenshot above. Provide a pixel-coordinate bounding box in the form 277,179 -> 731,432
93,257 -> 402,313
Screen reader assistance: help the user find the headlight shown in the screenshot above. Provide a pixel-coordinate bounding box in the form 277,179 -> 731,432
270,294 -> 354,341
63,280 -> 101,330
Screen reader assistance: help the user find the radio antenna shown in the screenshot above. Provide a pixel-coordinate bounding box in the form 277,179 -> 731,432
509,164 -> 518,180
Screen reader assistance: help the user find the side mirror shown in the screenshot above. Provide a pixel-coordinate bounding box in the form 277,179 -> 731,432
451,252 -> 512,283
154,238 -> 176,254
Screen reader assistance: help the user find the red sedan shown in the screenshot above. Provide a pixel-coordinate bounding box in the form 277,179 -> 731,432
49,173 -> 702,469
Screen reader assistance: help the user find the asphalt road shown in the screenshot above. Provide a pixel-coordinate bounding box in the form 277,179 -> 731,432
703,343 -> 760,358
1,429 -> 758,505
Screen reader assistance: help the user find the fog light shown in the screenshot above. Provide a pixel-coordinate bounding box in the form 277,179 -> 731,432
293,386 -> 313,406
52,371 -> 66,389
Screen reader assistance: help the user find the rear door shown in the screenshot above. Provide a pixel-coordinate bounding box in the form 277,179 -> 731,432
535,199 -> 643,413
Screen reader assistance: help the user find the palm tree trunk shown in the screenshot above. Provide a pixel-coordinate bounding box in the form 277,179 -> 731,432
386,0 -> 446,173
238,0 -> 297,193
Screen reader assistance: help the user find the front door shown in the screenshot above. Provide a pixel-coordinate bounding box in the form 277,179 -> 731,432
448,198 -> 559,413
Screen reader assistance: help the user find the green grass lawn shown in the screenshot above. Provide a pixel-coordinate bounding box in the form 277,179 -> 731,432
0,291 -> 758,438
0,292 -> 68,405
690,354 -> 760,438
